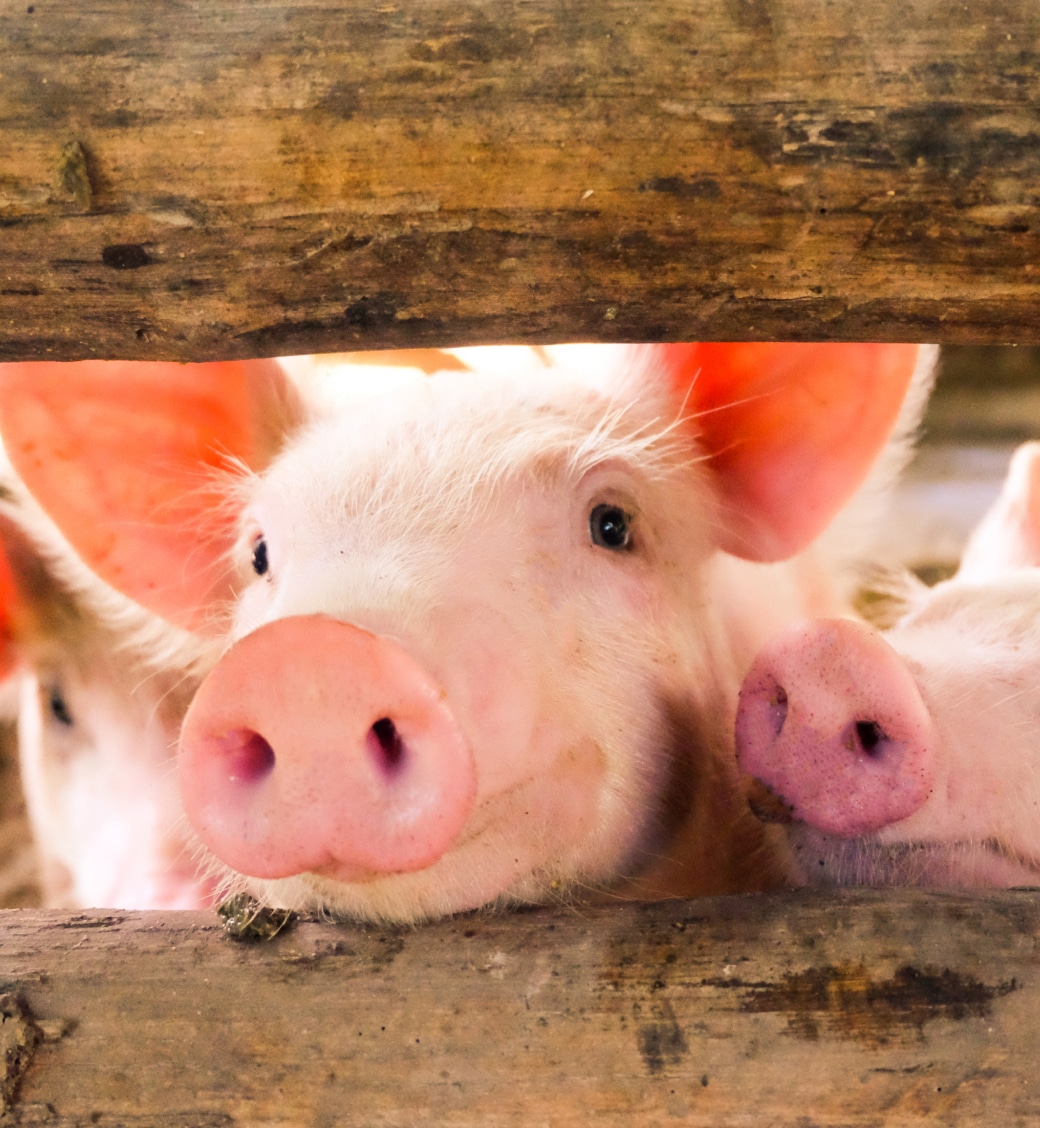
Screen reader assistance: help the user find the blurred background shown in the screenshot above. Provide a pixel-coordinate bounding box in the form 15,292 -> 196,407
877,346 -> 1040,583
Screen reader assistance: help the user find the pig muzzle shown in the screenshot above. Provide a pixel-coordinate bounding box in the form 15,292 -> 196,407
179,616 -> 477,882
734,617 -> 937,838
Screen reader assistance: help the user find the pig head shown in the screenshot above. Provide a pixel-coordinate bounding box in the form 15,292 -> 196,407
737,440 -> 1040,888
0,343 -> 930,920
0,473 -> 211,909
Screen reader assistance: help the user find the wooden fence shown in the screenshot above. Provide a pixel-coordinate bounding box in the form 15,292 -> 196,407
3,890 -> 1039,1125
2,4 -> 1039,1123
1,0 -> 1038,360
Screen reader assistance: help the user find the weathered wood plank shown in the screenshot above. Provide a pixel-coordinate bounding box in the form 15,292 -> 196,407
1,889 -> 1038,1125
1,0 -> 1039,360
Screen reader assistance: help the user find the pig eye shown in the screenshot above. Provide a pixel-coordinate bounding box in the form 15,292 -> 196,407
47,684 -> 74,728
589,503 -> 632,550
251,535 -> 269,577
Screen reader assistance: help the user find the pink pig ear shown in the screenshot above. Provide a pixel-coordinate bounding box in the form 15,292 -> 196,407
652,343 -> 924,562
0,359 -> 301,634
0,537 -> 21,679
957,442 -> 1040,580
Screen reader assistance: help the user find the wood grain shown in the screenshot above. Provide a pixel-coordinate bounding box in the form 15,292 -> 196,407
1,889 -> 1038,1124
1,1 -> 1039,360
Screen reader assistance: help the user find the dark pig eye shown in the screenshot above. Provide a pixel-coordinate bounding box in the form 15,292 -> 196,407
48,684 -> 74,727
251,535 -> 269,577
589,504 -> 632,551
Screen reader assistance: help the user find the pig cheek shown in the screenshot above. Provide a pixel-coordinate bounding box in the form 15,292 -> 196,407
420,600 -> 558,799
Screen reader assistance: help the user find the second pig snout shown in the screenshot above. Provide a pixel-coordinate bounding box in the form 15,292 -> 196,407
179,615 -> 477,882
735,617 -> 937,838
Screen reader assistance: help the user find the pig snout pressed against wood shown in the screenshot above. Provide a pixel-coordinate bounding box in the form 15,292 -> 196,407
0,343 -> 932,922
736,440 -> 1040,889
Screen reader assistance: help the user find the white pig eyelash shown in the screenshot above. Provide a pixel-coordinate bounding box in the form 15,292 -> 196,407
564,398 -> 704,484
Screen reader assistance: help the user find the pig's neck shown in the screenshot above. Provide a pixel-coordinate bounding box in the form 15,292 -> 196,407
609,547 -> 848,902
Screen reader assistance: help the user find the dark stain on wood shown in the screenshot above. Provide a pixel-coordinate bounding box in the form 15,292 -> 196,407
634,998 -> 689,1075
738,963 -> 1019,1045
54,140 -> 92,211
318,80 -> 362,121
343,293 -> 402,330
727,0 -> 776,35
101,244 -> 151,270
0,993 -> 42,1113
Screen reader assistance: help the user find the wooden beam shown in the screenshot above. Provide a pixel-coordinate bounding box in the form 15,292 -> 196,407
2,889 -> 1039,1123
1,1 -> 1039,360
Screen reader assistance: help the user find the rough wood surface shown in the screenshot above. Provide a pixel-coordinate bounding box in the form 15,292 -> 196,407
0,889 -> 1037,1125
1,1 -> 1039,361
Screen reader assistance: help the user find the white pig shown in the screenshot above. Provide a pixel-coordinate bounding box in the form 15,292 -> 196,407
0,349 -> 468,910
736,440 -> 1040,888
0,477 -> 215,909
0,343 -> 933,921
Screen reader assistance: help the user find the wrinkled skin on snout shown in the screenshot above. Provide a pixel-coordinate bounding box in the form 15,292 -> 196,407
0,344 -> 930,921
737,441 -> 1040,889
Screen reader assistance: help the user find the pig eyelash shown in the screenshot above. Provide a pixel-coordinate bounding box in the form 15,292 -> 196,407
565,399 -> 704,484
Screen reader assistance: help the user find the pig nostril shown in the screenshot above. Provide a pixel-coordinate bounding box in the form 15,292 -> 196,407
368,717 -> 406,776
220,729 -> 276,783
856,720 -> 884,756
842,719 -> 886,759
768,684 -> 788,737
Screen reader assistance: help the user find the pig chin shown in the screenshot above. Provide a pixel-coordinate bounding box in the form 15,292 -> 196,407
218,688 -> 786,922
787,826 -> 1040,889
220,732 -> 664,923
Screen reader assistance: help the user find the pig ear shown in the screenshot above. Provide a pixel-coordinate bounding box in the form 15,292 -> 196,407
0,360 -> 302,634
0,536 -> 20,680
652,343 -> 925,562
957,442 -> 1040,581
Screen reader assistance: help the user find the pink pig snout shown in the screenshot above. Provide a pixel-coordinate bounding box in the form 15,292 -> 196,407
734,618 -> 936,837
179,616 -> 477,882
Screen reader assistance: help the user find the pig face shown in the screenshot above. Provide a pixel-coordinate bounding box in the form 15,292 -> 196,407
0,344 -> 930,921
0,489 -> 214,910
193,373 -> 753,919
736,441 -> 1040,889
17,629 -> 207,909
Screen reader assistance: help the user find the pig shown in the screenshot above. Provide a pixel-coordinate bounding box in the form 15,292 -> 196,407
0,475 -> 214,909
735,440 -> 1040,888
0,349 -> 469,910
0,343 -> 934,921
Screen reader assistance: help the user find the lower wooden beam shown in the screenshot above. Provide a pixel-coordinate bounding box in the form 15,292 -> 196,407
1,889 -> 1037,1125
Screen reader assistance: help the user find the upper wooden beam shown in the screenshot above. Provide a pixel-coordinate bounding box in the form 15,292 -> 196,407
2,1 -> 1039,360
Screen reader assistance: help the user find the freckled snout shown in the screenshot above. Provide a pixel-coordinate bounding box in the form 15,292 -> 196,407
179,616 -> 477,882
735,617 -> 936,837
